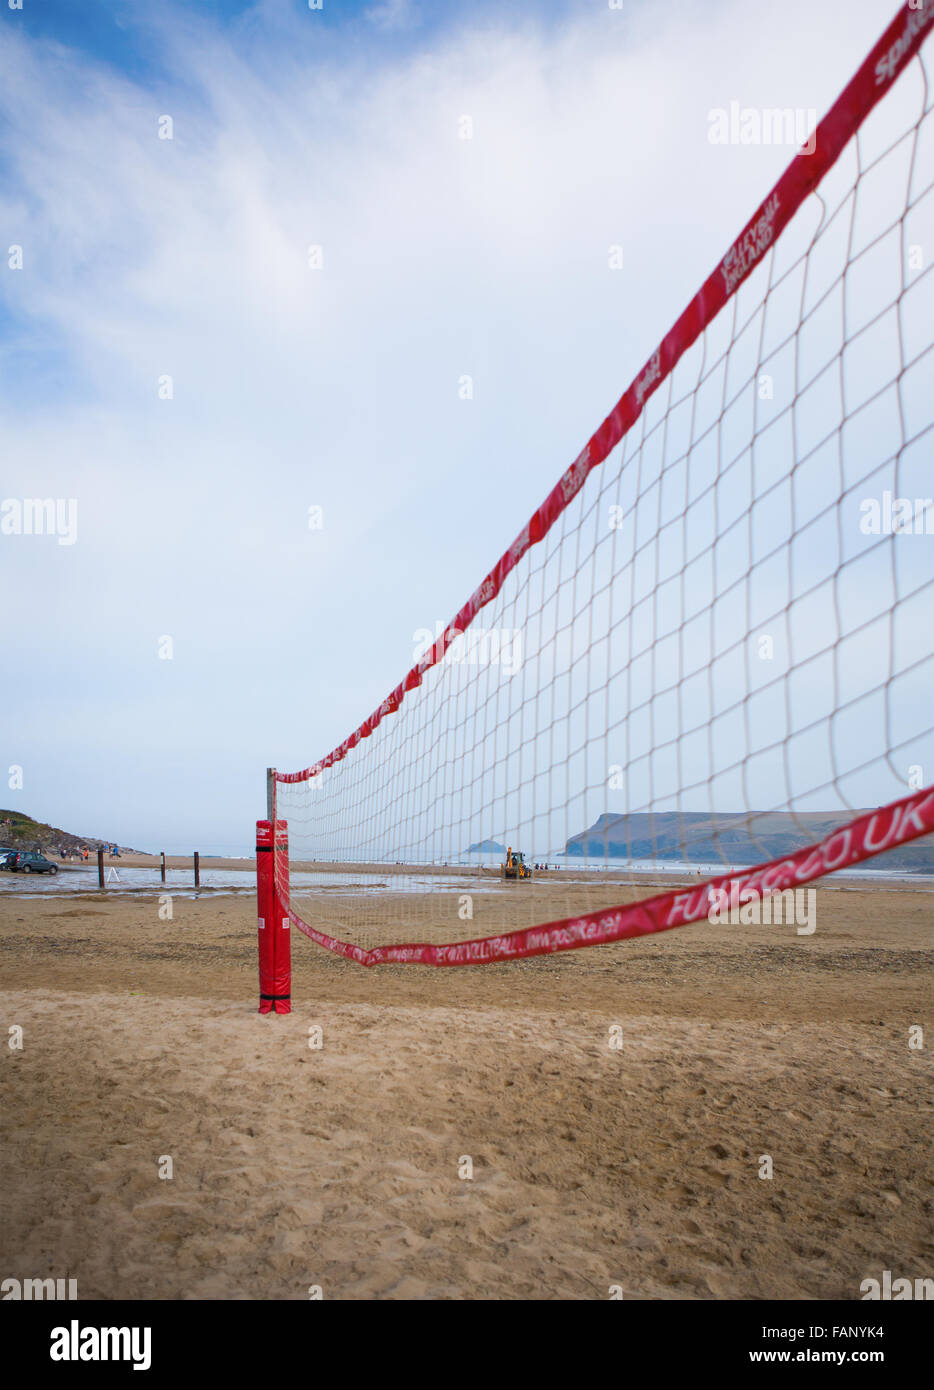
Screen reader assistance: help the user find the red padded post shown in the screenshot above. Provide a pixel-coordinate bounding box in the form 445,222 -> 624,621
270,819 -> 291,1014
256,820 -> 278,1014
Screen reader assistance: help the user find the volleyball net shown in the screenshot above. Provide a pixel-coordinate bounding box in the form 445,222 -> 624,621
258,3 -> 934,1007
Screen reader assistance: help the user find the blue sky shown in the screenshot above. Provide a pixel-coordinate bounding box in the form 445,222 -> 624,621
0,0 -> 917,853
9,0 -> 585,77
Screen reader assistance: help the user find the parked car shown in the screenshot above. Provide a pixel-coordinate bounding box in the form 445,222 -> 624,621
7,851 -> 58,875
0,849 -> 17,870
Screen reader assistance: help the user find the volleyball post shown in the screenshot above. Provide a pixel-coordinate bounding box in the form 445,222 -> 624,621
257,767 -> 292,1014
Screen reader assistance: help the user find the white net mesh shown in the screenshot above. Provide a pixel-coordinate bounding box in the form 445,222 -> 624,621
275,14 -> 934,956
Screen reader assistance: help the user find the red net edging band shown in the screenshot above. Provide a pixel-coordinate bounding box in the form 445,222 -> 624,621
277,2 -> 934,788
287,786 -> 934,966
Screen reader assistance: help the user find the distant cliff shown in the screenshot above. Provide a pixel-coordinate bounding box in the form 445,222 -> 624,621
564,810 -> 934,873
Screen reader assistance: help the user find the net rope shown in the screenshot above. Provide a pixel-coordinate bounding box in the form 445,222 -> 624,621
274,4 -> 934,963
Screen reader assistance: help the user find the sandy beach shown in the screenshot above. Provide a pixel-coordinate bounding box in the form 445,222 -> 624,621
1,876 -> 931,1300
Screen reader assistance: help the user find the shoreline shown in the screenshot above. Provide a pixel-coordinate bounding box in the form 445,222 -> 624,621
43,851 -> 934,887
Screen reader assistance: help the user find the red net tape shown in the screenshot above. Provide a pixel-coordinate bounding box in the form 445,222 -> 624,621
274,3 -> 934,969
287,787 -> 934,965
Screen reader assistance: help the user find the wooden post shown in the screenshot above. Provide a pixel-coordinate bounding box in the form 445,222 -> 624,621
193,851 -> 200,888
97,847 -> 105,889
160,851 -> 166,883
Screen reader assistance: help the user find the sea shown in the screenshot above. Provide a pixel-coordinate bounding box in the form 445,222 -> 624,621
0,854 -> 929,899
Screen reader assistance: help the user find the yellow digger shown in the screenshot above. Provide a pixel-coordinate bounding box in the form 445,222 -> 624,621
501,847 -> 532,880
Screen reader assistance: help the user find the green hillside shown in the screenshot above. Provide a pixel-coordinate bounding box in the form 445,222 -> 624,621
0,810 -> 133,854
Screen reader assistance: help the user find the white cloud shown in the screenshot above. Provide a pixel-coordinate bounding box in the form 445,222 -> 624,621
0,0 -> 915,845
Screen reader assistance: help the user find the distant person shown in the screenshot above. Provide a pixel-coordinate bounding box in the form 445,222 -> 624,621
82,846 -> 88,861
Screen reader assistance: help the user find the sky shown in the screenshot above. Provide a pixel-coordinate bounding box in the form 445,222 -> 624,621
0,0 -> 924,854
